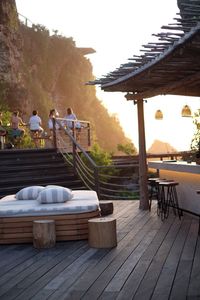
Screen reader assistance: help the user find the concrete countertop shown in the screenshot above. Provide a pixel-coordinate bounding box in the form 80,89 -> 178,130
148,160 -> 200,175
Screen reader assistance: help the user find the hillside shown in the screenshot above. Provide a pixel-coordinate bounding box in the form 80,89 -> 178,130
0,0 -> 132,152
148,140 -> 177,154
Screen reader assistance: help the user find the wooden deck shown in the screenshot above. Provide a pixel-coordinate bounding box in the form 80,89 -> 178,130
0,200 -> 200,299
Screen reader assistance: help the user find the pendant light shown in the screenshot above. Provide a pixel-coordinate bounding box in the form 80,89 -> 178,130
124,92 -> 134,101
181,105 -> 192,117
155,109 -> 163,120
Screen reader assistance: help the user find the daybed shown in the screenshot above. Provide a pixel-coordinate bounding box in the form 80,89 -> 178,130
0,190 -> 100,244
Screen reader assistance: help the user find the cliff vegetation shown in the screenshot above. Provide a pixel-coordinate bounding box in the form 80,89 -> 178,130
0,11 -> 133,152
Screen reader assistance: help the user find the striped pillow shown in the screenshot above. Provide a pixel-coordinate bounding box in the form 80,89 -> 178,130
16,186 -> 45,200
37,187 -> 73,204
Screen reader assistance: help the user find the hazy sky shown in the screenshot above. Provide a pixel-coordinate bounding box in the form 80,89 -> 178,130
15,0 -> 200,151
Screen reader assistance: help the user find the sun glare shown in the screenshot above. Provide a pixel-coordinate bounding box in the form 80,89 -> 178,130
16,0 -> 200,152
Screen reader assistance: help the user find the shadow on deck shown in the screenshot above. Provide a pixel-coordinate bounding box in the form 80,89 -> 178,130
0,200 -> 199,299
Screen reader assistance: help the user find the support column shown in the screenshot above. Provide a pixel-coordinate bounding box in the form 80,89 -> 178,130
137,99 -> 149,210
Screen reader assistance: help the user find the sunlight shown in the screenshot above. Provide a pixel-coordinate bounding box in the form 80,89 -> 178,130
15,0 -> 200,151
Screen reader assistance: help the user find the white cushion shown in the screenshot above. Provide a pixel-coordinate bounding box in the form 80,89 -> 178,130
37,187 -> 73,204
16,186 -> 44,200
0,191 -> 99,217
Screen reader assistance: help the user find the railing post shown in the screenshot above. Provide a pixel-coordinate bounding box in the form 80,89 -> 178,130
52,118 -> 57,150
94,167 -> 100,198
72,121 -> 75,140
87,122 -> 91,147
72,139 -> 77,174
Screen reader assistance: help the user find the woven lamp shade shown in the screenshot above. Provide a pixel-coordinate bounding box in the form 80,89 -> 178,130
181,105 -> 192,117
155,109 -> 163,120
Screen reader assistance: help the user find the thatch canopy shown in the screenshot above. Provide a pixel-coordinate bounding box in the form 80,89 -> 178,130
89,2 -> 200,100
88,1 -> 200,210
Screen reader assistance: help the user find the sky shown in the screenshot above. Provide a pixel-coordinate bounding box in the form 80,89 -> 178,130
15,0 -> 200,151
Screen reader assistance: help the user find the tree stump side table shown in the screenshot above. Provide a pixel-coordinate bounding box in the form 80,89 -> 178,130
88,217 -> 117,248
33,220 -> 56,249
99,201 -> 114,216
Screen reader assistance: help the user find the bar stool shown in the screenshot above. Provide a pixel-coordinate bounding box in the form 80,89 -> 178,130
158,181 -> 182,221
148,177 -> 165,211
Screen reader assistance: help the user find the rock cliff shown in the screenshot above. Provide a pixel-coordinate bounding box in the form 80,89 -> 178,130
0,0 -> 131,151
0,0 -> 27,110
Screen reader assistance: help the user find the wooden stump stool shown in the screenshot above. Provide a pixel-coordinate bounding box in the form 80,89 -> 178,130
33,220 -> 56,249
88,217 -> 117,248
99,201 -> 114,216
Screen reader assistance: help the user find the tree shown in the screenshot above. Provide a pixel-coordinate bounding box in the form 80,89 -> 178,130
117,143 -> 137,156
190,109 -> 200,163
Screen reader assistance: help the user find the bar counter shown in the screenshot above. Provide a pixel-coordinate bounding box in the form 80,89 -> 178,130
148,160 -> 200,215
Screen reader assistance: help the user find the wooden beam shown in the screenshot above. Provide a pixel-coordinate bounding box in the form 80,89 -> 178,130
132,70 -> 200,100
137,99 -> 149,210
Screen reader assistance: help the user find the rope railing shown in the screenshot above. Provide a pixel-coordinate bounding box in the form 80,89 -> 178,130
53,118 -> 140,200
53,118 -> 191,200
18,13 -> 34,27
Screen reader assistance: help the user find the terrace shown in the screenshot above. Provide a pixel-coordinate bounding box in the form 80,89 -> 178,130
1,3 -> 200,299
0,200 -> 200,299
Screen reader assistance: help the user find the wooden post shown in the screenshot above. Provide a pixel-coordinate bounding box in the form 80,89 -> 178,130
72,139 -> 77,174
33,220 -> 56,249
137,99 -> 149,210
52,118 -> 57,150
94,167 -> 100,198
88,217 -> 117,248
87,122 -> 91,146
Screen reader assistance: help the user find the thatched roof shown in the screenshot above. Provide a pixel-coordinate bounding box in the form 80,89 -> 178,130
89,2 -> 200,100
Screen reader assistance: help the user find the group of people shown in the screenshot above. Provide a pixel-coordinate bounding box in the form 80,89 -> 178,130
9,110 -> 43,139
48,107 -> 81,132
0,107 -> 80,141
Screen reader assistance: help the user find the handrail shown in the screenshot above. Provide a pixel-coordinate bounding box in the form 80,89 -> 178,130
53,117 -> 140,200
55,118 -> 96,167
53,118 -> 192,200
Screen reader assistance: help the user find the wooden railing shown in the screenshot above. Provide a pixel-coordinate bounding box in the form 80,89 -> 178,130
53,118 -> 139,200
52,118 -> 193,200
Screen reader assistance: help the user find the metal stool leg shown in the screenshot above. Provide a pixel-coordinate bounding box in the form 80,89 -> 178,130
171,186 -> 182,219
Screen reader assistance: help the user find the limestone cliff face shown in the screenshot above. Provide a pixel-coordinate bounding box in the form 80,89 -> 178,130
0,0 -> 27,110
0,1 -> 131,151
0,0 -> 21,82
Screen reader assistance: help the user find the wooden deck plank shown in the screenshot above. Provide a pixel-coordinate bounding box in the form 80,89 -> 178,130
169,219 -> 199,300
38,201 -> 141,299
0,247 -> 38,281
103,220 -> 161,292
132,217 -> 191,300
0,201 -> 199,299
114,214 -> 177,300
150,218 -> 198,300
32,248 -> 109,300
49,201 -> 142,299
63,211 -> 157,300
0,241 -> 85,299
187,235 -> 200,298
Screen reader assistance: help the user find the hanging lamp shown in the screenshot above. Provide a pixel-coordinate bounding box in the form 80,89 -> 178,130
155,109 -> 163,120
181,105 -> 192,117
124,92 -> 134,101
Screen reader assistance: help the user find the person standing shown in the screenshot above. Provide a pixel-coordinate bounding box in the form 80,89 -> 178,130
48,109 -> 60,131
64,107 -> 77,129
64,107 -> 81,140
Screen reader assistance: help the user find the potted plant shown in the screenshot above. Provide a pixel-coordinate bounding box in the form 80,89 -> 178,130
191,109 -> 200,164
